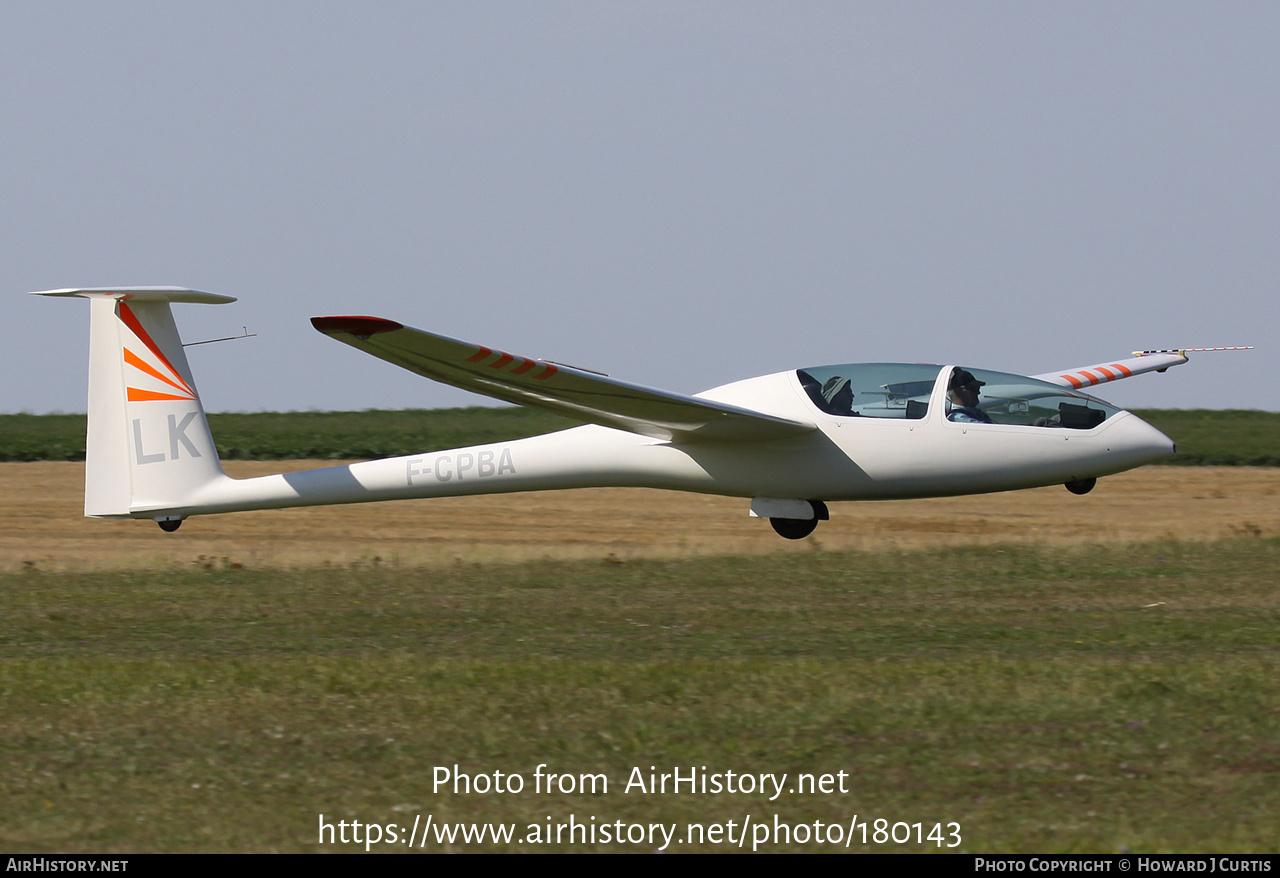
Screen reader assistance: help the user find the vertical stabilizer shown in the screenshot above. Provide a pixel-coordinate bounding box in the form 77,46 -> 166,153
35,288 -> 236,520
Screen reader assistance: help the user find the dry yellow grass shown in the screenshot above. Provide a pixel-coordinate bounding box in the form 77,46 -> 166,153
3,461 -> 1276,571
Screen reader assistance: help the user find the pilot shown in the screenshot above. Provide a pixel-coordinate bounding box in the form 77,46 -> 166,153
946,369 -> 994,423
820,376 -> 855,415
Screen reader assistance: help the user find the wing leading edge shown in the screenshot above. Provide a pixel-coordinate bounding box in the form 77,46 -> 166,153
311,316 -> 816,443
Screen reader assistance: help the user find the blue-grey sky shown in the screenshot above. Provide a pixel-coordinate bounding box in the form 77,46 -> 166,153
4,2 -> 1276,415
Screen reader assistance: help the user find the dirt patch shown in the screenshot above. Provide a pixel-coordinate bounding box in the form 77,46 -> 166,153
3,462 -> 1276,571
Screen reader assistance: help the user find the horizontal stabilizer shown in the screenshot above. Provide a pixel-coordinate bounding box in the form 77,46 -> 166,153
32,286 -> 236,305
312,316 -> 815,442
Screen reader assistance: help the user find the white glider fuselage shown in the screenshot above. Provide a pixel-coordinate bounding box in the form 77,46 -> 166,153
130,368 -> 1172,520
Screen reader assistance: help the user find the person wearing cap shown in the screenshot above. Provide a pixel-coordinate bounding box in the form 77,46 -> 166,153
820,375 -> 855,415
946,369 -> 994,423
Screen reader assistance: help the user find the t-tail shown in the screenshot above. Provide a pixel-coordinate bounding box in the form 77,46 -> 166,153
34,288 -> 234,528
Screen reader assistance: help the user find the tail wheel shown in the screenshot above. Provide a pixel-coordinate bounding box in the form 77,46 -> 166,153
769,500 -> 829,540
1065,477 -> 1097,495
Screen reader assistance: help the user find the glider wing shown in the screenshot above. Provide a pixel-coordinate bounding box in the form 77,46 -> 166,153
311,316 -> 816,442
1033,347 -> 1252,391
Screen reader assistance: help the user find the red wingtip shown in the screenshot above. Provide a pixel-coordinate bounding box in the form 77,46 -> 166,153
311,316 -> 404,337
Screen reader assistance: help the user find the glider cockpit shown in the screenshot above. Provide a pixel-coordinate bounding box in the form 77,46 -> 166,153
798,363 -> 940,419
797,363 -> 1121,429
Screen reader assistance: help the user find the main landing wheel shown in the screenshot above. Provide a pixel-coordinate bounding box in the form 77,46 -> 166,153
1064,477 -> 1097,495
769,500 -> 829,540
770,516 -> 818,540
156,518 -> 183,533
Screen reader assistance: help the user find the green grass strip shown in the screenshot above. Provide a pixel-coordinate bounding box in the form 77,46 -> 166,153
1,407 -> 1277,463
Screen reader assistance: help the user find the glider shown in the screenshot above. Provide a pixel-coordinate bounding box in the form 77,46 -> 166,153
37,287 -> 1248,539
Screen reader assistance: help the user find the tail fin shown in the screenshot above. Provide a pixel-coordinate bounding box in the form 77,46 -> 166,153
35,287 -> 235,521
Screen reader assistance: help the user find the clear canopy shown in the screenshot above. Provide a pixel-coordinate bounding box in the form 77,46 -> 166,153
797,364 -> 942,419
796,364 -> 1122,428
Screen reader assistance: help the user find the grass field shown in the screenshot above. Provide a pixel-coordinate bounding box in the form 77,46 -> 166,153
1,407 -> 1277,464
3,536 -> 1278,852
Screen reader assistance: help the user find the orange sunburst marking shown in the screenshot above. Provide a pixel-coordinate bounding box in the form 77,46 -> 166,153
118,302 -> 196,397
127,388 -> 197,402
124,348 -> 195,399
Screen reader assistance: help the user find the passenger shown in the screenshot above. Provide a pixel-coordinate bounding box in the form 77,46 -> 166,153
820,376 -> 855,415
946,369 -> 994,423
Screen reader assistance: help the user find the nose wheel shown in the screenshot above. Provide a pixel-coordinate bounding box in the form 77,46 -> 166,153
1064,477 -> 1097,495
